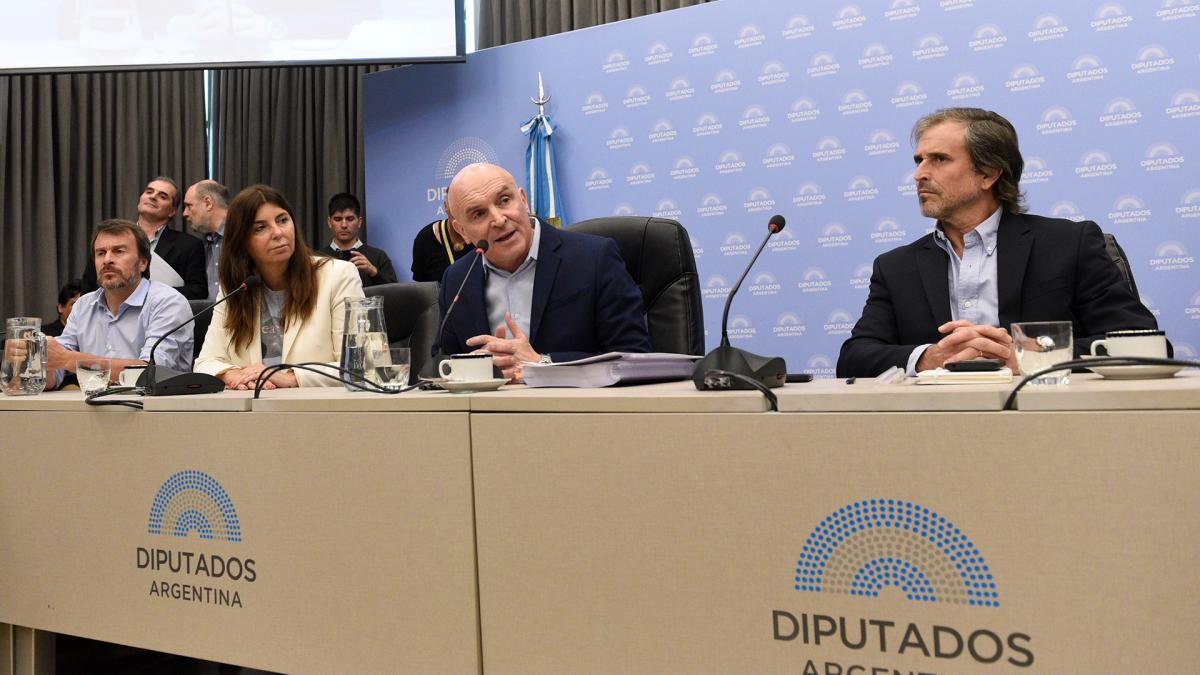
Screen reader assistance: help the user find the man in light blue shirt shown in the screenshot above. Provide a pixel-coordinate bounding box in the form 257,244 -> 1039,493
47,219 -> 194,389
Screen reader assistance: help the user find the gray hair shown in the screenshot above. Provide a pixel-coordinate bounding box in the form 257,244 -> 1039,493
911,107 -> 1027,214
194,180 -> 231,208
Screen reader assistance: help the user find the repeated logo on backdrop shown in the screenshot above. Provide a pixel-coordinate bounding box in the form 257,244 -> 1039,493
365,0 -> 1199,372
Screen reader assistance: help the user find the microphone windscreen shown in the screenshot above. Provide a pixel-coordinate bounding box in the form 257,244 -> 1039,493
768,214 -> 786,233
475,239 -> 490,252
243,275 -> 262,289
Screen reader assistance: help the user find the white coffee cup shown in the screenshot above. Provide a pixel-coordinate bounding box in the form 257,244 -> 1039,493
1089,329 -> 1168,358
119,365 -> 148,388
438,354 -> 495,382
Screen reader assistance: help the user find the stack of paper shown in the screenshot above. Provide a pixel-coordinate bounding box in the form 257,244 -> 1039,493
522,352 -> 701,388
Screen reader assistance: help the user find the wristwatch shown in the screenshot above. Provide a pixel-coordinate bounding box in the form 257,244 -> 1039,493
539,354 -> 552,365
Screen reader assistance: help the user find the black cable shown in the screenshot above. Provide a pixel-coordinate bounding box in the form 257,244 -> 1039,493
252,362 -> 424,399
84,385 -> 144,409
1002,356 -> 1198,410
704,369 -> 779,412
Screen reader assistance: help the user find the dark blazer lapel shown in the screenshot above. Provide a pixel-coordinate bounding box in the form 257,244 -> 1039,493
997,211 -> 1033,329
155,227 -> 176,262
916,237 -> 953,327
528,223 -> 561,343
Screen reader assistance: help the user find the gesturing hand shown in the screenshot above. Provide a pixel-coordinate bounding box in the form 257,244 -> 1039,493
464,312 -> 540,383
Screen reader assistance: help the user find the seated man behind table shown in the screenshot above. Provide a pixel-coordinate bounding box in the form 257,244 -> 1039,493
47,219 -> 193,389
837,107 -> 1160,378
438,163 -> 651,382
194,185 -> 364,389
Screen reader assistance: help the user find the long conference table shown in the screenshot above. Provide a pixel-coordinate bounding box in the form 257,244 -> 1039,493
2,372 -> 1198,674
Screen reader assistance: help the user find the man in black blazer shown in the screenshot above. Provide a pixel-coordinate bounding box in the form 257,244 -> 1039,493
82,177 -> 208,300
838,108 -> 1159,378
438,163 -> 650,382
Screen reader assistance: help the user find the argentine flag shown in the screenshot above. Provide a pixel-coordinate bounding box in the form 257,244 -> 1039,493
520,111 -> 565,227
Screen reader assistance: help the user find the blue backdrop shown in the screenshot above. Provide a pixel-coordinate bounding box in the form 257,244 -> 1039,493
364,0 -> 1200,375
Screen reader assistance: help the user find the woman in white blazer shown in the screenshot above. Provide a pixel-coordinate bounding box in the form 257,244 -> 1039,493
194,185 -> 364,389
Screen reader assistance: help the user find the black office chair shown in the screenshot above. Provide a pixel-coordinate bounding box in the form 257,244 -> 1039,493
569,216 -> 705,355
364,282 -> 440,384
1102,232 -> 1140,298
188,299 -> 213,361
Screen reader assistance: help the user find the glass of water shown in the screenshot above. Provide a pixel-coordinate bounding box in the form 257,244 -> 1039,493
1011,321 -> 1073,385
370,347 -> 410,392
77,358 -> 112,395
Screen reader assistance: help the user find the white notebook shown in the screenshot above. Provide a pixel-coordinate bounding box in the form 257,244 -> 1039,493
915,367 -> 1014,385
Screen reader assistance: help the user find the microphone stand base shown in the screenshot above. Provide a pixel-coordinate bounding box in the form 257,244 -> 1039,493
136,366 -> 226,396
692,344 -> 787,390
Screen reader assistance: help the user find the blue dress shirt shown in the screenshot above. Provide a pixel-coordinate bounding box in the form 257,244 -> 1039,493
907,207 -> 1002,373
55,278 -> 195,385
482,220 -> 542,338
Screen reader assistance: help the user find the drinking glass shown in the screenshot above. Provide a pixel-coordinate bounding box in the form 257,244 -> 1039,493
1011,321 -> 1073,385
370,347 -> 411,392
77,358 -> 112,395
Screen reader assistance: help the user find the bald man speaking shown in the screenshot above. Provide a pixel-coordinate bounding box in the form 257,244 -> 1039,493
438,163 -> 651,382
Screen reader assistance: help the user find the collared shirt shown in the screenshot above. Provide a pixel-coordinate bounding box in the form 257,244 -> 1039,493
330,239 -> 365,254
145,223 -> 165,253
54,278 -> 195,386
907,207 -> 1003,374
205,222 -> 225,301
483,220 -> 541,337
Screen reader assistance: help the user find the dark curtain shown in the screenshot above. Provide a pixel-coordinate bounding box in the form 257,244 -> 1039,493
478,0 -> 712,48
209,65 -> 390,252
0,71 -> 206,321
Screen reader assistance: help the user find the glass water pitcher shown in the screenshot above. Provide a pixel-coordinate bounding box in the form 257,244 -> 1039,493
2,317 -> 47,396
339,297 -> 388,391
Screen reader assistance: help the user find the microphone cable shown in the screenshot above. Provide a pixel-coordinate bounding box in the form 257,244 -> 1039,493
83,385 -> 145,409
1002,355 -> 1199,410
702,369 -> 779,412
252,361 -> 426,399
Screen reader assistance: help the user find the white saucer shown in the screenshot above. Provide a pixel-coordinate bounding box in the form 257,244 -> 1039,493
437,378 -> 508,393
1084,362 -> 1184,380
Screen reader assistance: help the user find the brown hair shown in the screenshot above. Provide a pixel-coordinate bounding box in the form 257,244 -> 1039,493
91,218 -> 151,263
219,185 -> 328,352
911,107 -> 1027,214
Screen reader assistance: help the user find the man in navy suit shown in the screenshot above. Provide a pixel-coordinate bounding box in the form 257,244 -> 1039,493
837,108 -> 1159,378
438,163 -> 650,382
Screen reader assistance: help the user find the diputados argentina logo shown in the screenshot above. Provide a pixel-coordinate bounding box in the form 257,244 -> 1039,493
138,470 -> 255,608
772,499 -> 1034,671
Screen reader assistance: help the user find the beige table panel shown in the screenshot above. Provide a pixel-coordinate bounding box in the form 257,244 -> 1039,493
0,391 -> 252,412
1017,370 -> 1200,410
469,380 -> 769,413
0,411 -> 479,674
249,385 -> 469,412
777,377 -> 1014,411
473,410 -> 1200,674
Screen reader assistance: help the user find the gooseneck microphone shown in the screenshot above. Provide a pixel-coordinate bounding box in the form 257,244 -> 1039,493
421,240 -> 489,378
138,275 -> 261,396
693,214 -> 789,391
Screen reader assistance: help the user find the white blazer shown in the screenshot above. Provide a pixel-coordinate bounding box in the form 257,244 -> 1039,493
194,258 -> 364,387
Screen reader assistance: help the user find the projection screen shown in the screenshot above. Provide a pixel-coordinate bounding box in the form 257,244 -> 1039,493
0,1 -> 463,73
